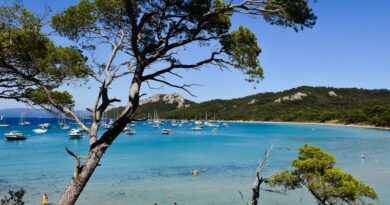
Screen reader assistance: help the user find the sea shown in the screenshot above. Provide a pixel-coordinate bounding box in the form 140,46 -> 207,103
0,118 -> 389,205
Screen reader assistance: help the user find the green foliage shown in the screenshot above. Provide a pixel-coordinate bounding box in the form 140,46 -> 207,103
221,26 -> 263,81
25,89 -> 74,108
51,0 -> 97,40
1,189 -> 25,205
268,145 -> 378,205
262,0 -> 317,31
0,3 -> 89,107
109,87 -> 390,128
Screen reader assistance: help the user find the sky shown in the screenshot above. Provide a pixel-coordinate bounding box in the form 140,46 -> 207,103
1,0 -> 390,109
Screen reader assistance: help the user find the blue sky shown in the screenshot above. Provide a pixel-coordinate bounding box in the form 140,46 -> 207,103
1,0 -> 390,109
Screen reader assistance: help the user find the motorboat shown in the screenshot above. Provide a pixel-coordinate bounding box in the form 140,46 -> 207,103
161,128 -> 171,134
61,124 -> 70,130
38,123 -> 50,129
33,128 -> 47,134
125,128 -> 136,135
192,126 -> 203,131
69,129 -> 83,139
4,131 -> 26,140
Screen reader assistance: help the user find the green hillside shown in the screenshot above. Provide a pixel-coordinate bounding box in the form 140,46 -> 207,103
108,86 -> 390,127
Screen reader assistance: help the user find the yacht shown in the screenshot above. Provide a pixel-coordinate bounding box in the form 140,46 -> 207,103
161,128 -> 171,134
4,131 -> 26,140
69,129 -> 83,139
32,128 -> 47,134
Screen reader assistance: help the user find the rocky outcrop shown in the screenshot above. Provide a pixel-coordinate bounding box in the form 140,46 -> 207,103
328,91 -> 338,97
274,92 -> 308,103
248,99 -> 256,104
140,93 -> 190,108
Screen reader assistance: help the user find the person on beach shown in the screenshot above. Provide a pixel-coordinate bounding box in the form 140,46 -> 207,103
41,193 -> 48,205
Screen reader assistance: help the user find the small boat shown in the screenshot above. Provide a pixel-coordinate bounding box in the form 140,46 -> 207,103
205,121 -> 219,127
69,129 -> 83,139
212,128 -> 218,132
161,128 -> 171,134
19,112 -> 30,126
101,123 -> 110,129
61,124 -> 70,130
129,122 -> 136,127
192,126 -> 203,131
4,131 -> 26,140
33,128 -> 47,134
0,115 -> 10,127
194,121 -> 203,125
125,128 -> 136,135
38,123 -> 50,129
19,121 -> 30,126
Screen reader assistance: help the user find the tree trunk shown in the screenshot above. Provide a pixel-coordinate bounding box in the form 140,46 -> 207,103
57,142 -> 108,205
57,77 -> 141,204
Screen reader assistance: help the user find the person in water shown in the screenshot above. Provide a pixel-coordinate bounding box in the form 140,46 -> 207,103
191,169 -> 199,176
41,193 -> 48,205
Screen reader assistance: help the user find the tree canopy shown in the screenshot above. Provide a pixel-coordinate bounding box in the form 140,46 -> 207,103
0,3 -> 89,110
268,144 -> 378,205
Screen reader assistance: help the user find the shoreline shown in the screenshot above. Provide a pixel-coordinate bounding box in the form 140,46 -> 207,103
221,120 -> 390,130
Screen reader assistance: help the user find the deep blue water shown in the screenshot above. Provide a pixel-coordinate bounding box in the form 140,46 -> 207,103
0,118 -> 389,204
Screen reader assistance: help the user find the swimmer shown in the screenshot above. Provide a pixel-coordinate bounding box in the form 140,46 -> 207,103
41,193 -> 48,205
191,169 -> 199,176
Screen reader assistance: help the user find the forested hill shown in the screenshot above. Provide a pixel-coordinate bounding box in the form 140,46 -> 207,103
108,86 -> 390,127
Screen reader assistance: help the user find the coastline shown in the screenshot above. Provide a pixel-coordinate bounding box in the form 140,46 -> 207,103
222,120 -> 390,131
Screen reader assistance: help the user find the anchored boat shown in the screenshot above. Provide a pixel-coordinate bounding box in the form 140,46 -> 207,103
4,131 -> 26,140
161,128 -> 172,134
32,128 -> 47,134
69,129 -> 83,139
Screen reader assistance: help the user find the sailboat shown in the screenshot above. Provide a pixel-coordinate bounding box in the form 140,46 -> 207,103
101,112 -> 110,129
152,109 -> 161,128
0,115 -> 11,127
60,115 -> 70,130
19,112 -> 31,126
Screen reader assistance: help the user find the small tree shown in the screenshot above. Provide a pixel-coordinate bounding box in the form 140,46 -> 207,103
1,0 -> 316,204
1,189 -> 25,205
268,144 -> 378,205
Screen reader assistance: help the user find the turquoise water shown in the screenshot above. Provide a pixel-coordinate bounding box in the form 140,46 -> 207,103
0,119 -> 389,204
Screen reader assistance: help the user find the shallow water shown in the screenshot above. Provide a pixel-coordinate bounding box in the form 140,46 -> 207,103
0,118 -> 389,204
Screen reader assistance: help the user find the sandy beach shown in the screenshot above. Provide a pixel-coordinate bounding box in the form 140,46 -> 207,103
221,120 -> 390,130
